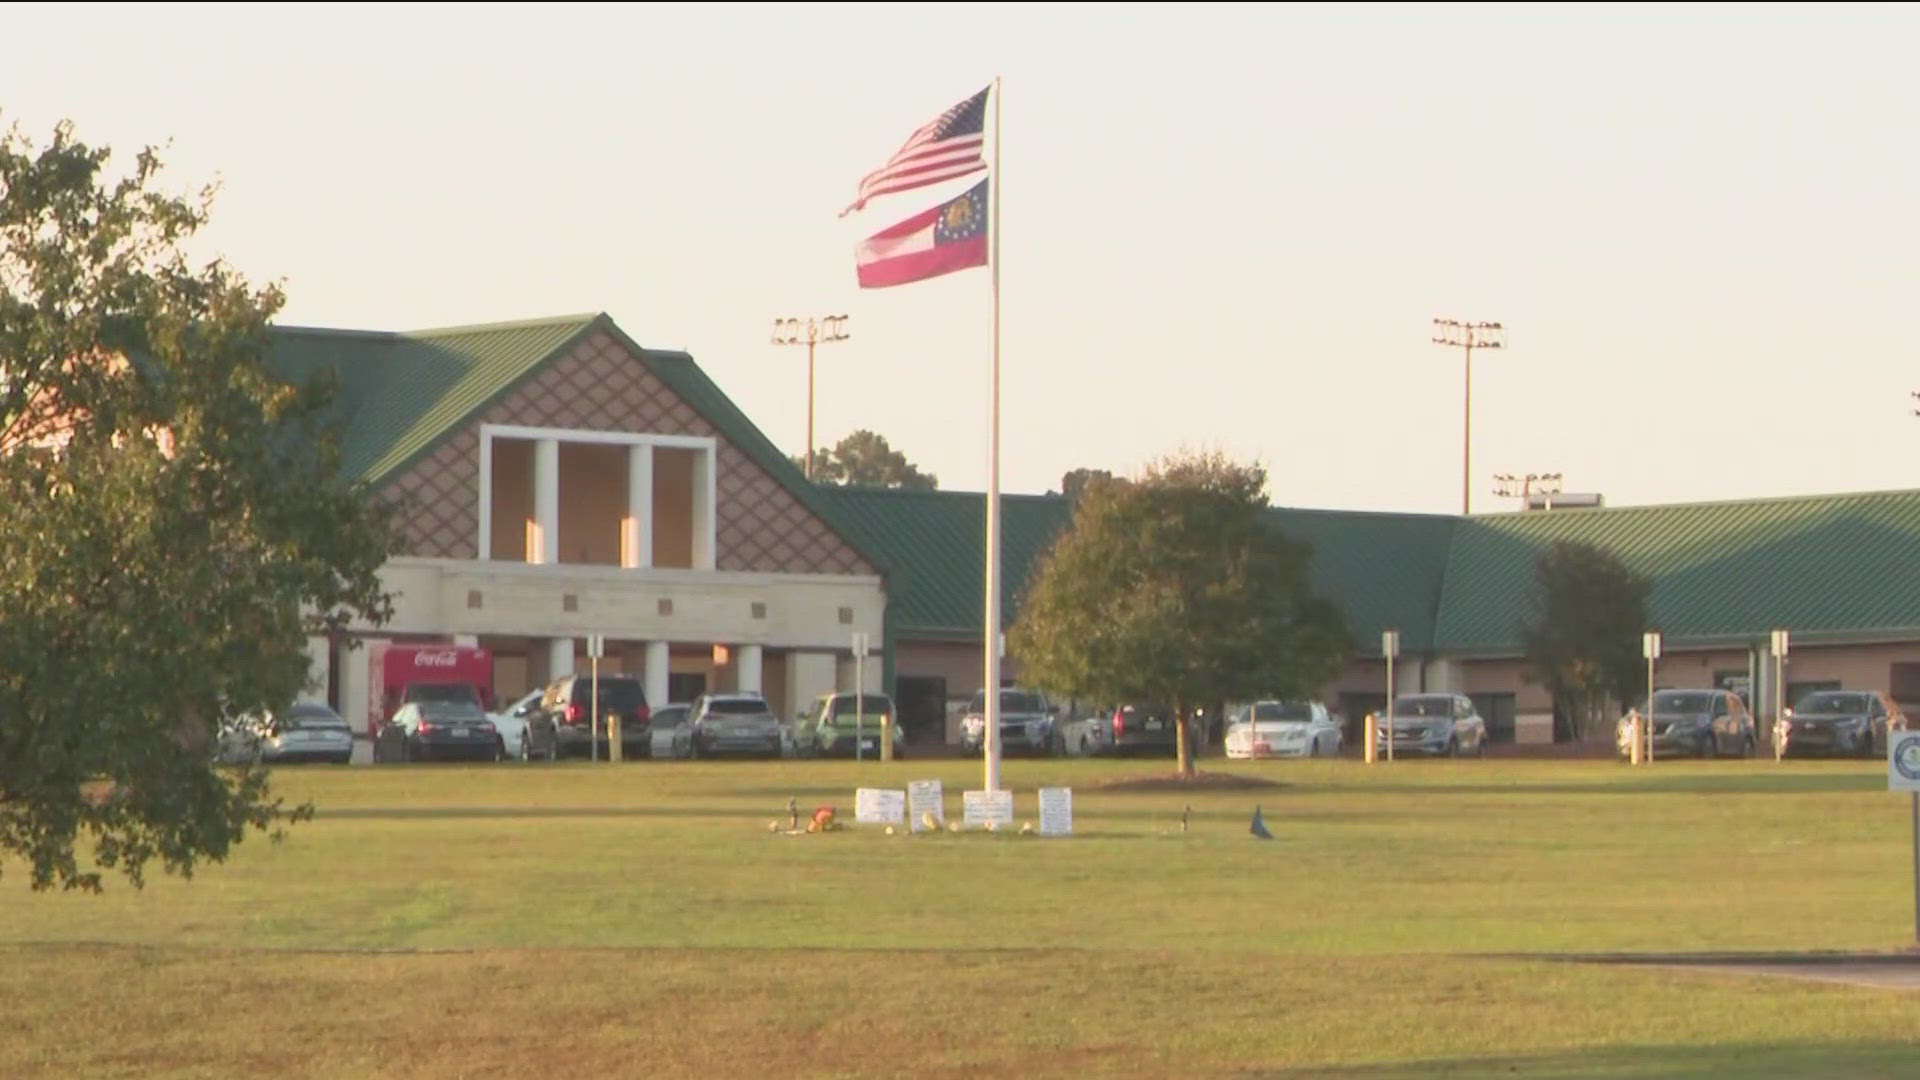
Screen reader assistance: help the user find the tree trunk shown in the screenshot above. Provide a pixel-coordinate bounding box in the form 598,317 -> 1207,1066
1174,696 -> 1192,778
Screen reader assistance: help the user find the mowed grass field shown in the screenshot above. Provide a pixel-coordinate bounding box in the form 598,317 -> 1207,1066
6,755 -> 1920,1078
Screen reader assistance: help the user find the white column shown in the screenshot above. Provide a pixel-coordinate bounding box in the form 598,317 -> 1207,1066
690,446 -> 715,571
785,651 -> 836,722
532,437 -> 560,565
547,637 -> 575,684
303,636 -> 331,702
343,639 -> 375,738
737,644 -> 763,695
644,641 -> 671,709
624,444 -> 654,569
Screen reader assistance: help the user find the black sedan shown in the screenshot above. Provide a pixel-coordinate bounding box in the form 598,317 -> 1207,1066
1779,690 -> 1902,759
374,701 -> 500,763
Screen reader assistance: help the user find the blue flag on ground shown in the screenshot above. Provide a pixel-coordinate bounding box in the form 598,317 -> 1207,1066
1250,806 -> 1273,840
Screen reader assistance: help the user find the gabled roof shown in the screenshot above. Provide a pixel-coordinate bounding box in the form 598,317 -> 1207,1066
1434,487 -> 1920,653
814,487 -> 1457,651
270,314 -> 602,483
266,312 -> 890,575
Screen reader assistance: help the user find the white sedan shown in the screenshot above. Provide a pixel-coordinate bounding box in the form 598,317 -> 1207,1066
1224,701 -> 1343,759
488,690 -> 543,760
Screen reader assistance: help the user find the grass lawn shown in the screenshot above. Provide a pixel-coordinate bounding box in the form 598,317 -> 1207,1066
4,756 -> 1920,1077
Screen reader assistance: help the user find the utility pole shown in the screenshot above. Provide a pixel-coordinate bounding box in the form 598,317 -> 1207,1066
1493,472 -> 1563,510
1432,319 -> 1505,515
771,315 -> 851,479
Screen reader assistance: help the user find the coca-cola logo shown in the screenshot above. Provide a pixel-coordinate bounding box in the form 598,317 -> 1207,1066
413,650 -> 461,667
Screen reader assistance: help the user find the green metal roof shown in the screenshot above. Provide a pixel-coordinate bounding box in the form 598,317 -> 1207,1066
1434,487 -> 1920,654
814,488 -> 1456,651
269,314 -> 600,483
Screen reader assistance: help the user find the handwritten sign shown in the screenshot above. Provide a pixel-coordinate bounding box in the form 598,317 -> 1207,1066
855,787 -> 906,825
963,789 -> 1014,830
1038,787 -> 1073,836
908,779 -> 945,831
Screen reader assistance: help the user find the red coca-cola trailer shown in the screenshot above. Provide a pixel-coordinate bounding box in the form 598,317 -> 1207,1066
365,641 -> 494,737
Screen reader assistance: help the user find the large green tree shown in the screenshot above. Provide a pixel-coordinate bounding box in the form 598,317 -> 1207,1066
1009,451 -> 1349,776
0,121 -> 395,891
1519,540 -> 1651,741
792,429 -> 936,489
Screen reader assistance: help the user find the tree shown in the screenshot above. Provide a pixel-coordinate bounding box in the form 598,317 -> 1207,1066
1519,540 -> 1651,741
1055,467 -> 1115,502
1009,450 -> 1349,777
792,429 -> 936,489
0,121 -> 395,891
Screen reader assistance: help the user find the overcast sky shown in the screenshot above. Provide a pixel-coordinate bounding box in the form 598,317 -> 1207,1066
6,3 -> 1918,514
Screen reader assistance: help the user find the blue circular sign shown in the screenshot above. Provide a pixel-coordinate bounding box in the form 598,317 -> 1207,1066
1894,734 -> 1920,783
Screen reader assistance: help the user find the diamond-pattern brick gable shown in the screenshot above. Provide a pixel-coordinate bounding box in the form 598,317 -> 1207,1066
374,328 -> 875,575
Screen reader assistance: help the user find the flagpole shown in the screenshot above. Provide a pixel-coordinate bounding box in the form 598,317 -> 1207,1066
984,74 -> 1004,797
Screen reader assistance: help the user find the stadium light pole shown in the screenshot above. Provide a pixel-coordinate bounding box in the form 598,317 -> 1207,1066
1433,319 -> 1506,515
1492,472 -> 1563,510
771,315 -> 851,479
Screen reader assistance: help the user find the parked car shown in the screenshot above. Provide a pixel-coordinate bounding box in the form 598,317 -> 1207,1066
646,703 -> 694,760
373,700 -> 499,763
960,688 -> 1063,756
1103,702 -> 1206,758
217,701 -> 355,765
1614,688 -> 1755,760
799,692 -> 906,758
1224,701 -> 1343,759
687,693 -> 784,758
488,689 -> 543,761
1777,689 -> 1904,759
525,674 -> 652,760
1376,693 -> 1488,758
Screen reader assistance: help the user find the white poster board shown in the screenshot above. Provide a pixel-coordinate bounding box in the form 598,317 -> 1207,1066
963,789 -> 1015,830
908,779 -> 944,831
1889,732 -> 1920,792
854,787 -> 906,825
1038,787 -> 1073,836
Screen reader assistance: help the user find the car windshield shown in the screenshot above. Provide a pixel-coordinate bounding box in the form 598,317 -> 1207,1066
706,698 -> 771,716
407,683 -> 480,705
1797,691 -> 1869,714
1245,702 -> 1314,723
827,695 -> 892,720
282,704 -> 348,730
1393,697 -> 1452,718
1652,691 -> 1715,715
969,690 -> 1045,714
419,701 -> 485,721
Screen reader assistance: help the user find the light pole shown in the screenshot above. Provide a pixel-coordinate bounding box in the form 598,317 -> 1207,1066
1433,319 -> 1506,515
1493,472 -> 1562,510
771,315 -> 851,479
1642,631 -> 1662,766
1771,628 -> 1790,759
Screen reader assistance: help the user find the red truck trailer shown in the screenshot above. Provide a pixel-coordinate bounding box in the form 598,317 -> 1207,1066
364,642 -> 494,737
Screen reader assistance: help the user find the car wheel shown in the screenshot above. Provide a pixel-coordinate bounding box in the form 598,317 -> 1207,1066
1476,733 -> 1489,759
1699,733 -> 1717,759
333,753 -> 352,766
1862,731 -> 1876,759
1445,736 -> 1458,758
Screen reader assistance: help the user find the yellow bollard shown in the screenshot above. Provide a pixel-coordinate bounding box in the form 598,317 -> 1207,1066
1364,712 -> 1378,764
609,713 -> 622,763
1628,710 -> 1643,765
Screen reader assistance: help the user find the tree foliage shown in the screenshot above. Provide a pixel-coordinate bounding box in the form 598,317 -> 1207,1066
1519,540 -> 1651,741
0,120 -> 395,891
1055,467 -> 1115,502
1009,451 -> 1349,776
792,429 -> 936,489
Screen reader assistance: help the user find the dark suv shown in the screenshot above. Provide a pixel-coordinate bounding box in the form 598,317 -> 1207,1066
526,674 -> 651,760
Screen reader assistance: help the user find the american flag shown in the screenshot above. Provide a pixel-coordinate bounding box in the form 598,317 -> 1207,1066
840,86 -> 989,217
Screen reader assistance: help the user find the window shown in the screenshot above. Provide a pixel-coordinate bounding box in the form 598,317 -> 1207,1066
1893,662 -> 1920,706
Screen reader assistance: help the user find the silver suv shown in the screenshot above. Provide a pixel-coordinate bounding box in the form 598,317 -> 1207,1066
1376,693 -> 1489,758
960,688 -> 1063,756
687,693 -> 783,758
